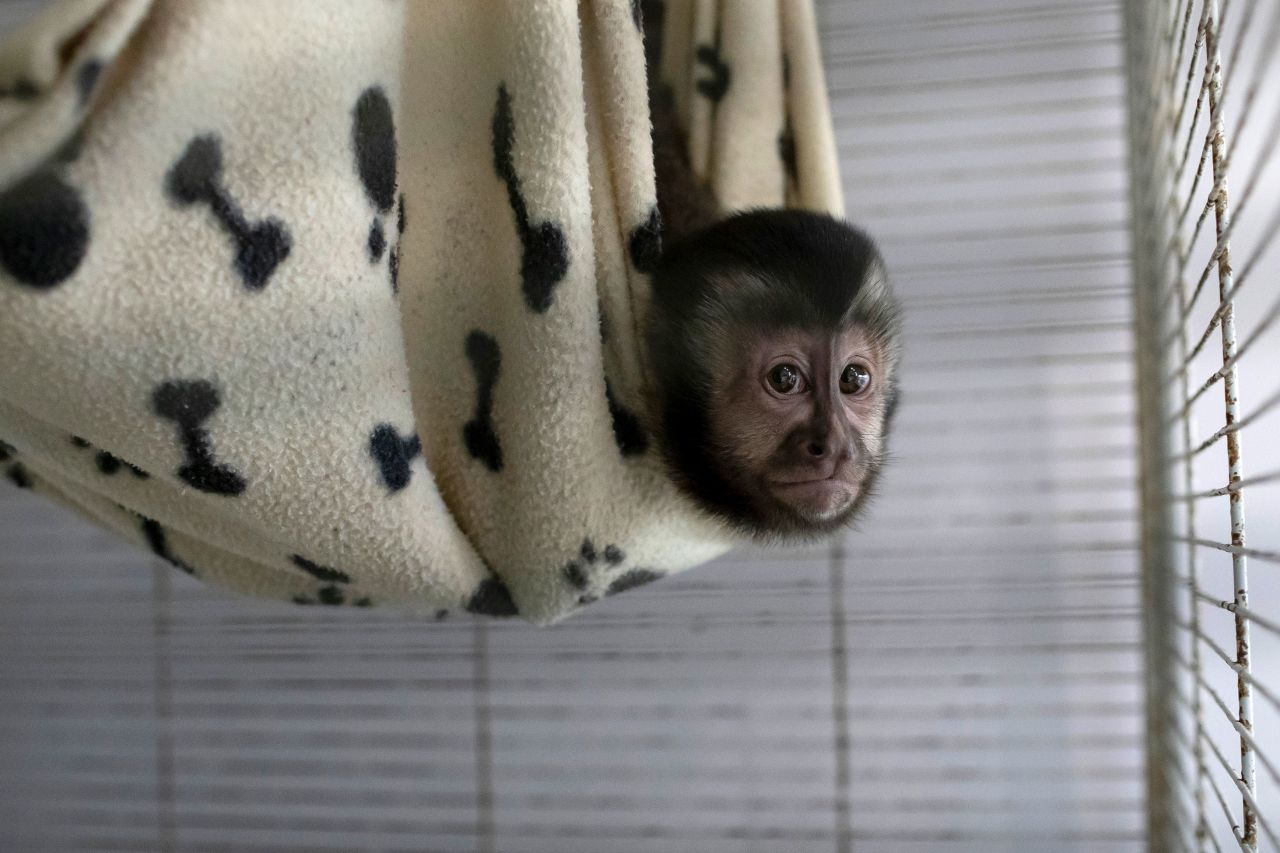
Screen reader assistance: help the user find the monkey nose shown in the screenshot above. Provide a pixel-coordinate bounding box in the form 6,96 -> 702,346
806,441 -> 828,458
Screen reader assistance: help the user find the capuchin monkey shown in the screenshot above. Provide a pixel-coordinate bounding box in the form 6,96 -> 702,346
643,7 -> 902,543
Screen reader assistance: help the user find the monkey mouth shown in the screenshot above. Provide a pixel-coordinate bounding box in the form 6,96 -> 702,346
765,461 -> 862,519
769,463 -> 840,485
772,473 -> 834,485
768,475 -> 854,510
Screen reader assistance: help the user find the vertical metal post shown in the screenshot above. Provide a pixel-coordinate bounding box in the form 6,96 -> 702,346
1124,1 -> 1192,849
829,537 -> 854,853
1201,1 -> 1257,847
472,620 -> 497,852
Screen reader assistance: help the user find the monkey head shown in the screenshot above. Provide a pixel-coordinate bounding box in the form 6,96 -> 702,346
646,210 -> 901,542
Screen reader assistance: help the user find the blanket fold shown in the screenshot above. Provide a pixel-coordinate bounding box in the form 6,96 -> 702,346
0,0 -> 841,624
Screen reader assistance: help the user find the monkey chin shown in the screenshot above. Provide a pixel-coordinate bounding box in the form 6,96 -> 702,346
743,495 -> 859,545
734,458 -> 886,545
770,477 -> 857,522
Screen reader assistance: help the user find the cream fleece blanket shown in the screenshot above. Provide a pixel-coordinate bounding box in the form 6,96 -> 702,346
0,0 -> 842,624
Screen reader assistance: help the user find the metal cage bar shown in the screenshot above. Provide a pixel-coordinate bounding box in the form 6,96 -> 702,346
1128,0 -> 1280,849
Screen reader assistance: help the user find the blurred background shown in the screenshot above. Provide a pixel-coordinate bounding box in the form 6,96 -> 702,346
0,0 -> 1276,851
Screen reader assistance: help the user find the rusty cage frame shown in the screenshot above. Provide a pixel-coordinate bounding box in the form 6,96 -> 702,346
1129,0 -> 1280,849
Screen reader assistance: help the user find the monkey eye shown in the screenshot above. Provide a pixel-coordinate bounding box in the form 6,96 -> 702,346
841,363 -> 872,395
766,363 -> 802,394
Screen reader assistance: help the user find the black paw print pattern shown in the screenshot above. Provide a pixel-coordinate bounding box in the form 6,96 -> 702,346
0,58 -> 101,291
166,134 -> 292,290
628,205 -> 662,274
290,554 -> 371,607
0,440 -> 31,489
55,130 -> 86,166
465,576 -> 519,617
151,379 -> 247,496
76,59 -> 104,107
605,567 -> 665,596
368,423 -> 422,493
597,303 -> 649,457
351,85 -> 404,293
562,538 -> 665,605
695,36 -> 731,102
605,379 -> 649,457
71,435 -> 149,479
0,79 -> 37,100
0,165 -> 89,289
391,194 -> 405,291
779,56 -> 798,187
463,330 -> 503,472
492,84 -> 570,313
2,56 -> 105,106
138,514 -> 195,575
5,463 -> 32,489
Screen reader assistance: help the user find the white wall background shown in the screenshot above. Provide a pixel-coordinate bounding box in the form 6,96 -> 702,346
6,0 -> 1255,850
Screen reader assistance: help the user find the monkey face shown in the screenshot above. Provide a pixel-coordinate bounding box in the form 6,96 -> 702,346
706,325 -> 888,535
646,209 -> 900,543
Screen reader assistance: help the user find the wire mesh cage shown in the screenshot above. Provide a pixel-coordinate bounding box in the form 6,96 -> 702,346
1129,0 -> 1280,849
0,0 -> 1276,851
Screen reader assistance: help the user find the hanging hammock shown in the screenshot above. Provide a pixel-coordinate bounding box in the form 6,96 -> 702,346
0,0 -> 843,624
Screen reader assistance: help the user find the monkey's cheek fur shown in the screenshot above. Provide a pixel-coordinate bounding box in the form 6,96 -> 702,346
770,478 -> 857,521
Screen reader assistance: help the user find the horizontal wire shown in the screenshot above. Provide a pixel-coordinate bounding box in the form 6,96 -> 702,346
1189,618 -> 1280,726
820,2 -> 1122,37
909,277 -> 1131,302
852,188 -> 1128,218
1180,537 -> 1280,564
917,318 -> 1130,338
1168,139 -> 1280,374
893,419 -> 1132,441
886,384 -> 1132,405
1175,384 -> 1280,460
1161,694 -> 1248,852
1166,0 -> 1260,279
1166,0 -> 1198,116
847,156 -> 1125,188
839,122 -> 1124,158
1179,0 -> 1279,289
1171,0 -> 1211,157
1156,0 -> 1275,340
904,286 -> 1128,307
1203,758 -> 1251,853
833,94 -> 1123,130
1194,592 -> 1280,643
829,65 -> 1123,97
870,508 -> 1137,529
1228,191 -> 1280,293
1147,1 -> 1213,314
1172,640 -> 1280,787
889,480 -> 1134,500
827,32 -> 1121,68
1164,1 -> 1212,218
1206,0 -> 1280,182
1201,723 -> 1277,852
895,252 -> 1129,278
1173,279 -> 1280,421
874,218 -> 1129,246
1175,468 -> 1280,500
